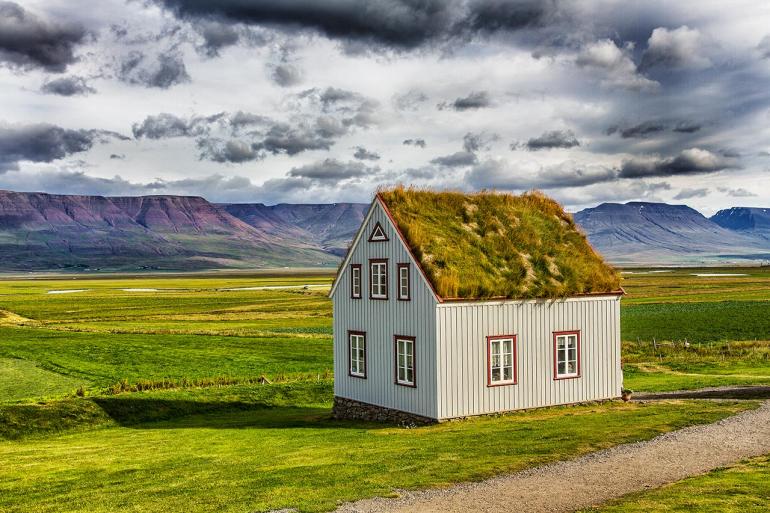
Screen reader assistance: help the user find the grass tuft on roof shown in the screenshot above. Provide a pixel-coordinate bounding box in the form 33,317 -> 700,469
378,186 -> 622,300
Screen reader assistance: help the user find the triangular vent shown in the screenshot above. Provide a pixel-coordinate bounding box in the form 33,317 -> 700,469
368,221 -> 388,242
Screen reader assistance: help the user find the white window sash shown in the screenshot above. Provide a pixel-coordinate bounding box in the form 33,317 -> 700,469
350,334 -> 365,376
396,338 -> 414,385
351,267 -> 361,297
371,262 -> 387,298
399,266 -> 409,299
489,338 -> 515,384
556,334 -> 579,377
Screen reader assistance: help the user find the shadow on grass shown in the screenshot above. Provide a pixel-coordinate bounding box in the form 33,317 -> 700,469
91,397 -> 382,430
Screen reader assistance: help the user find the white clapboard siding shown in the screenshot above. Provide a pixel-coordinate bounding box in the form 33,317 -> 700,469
435,295 -> 622,419
332,200 -> 440,418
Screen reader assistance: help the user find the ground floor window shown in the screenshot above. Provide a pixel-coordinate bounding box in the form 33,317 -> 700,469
394,336 -> 415,387
349,331 -> 366,378
554,331 -> 580,379
487,335 -> 517,386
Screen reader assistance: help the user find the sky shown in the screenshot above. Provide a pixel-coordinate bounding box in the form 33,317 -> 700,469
0,0 -> 769,214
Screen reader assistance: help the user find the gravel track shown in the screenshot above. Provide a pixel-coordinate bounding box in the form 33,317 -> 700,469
336,401 -> 770,513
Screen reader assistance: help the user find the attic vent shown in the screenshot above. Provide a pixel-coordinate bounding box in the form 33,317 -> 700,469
368,221 -> 389,242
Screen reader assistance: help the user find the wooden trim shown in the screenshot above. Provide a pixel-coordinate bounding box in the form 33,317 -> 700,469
367,221 -> 389,242
348,330 -> 367,379
376,194 -> 442,303
328,197 -> 378,298
486,335 -> 518,387
440,290 -> 625,303
394,335 -> 416,388
368,258 -> 389,300
553,330 -> 581,380
396,263 -> 411,301
350,264 -> 362,299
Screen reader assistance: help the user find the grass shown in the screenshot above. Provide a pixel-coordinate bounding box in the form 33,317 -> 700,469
0,358 -> 84,402
584,455 -> 770,512
379,186 -> 621,299
0,389 -> 753,513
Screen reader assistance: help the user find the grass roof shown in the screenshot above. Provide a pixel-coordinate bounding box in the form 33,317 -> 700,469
378,186 -> 621,300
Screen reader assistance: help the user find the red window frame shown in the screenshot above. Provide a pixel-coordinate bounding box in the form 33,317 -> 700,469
393,335 -> 417,388
350,264 -> 362,299
348,330 -> 367,379
553,330 -> 581,380
486,335 -> 518,387
369,258 -> 388,300
396,263 -> 411,301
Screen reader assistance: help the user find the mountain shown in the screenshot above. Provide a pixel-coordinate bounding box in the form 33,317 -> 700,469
710,207 -> 770,238
0,190 -> 362,271
220,202 -> 369,256
573,202 -> 770,264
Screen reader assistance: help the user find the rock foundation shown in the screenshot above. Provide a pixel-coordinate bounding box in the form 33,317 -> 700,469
332,396 -> 437,425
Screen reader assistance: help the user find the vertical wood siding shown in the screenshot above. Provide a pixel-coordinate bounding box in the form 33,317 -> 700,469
436,296 -> 622,419
332,201 -> 439,418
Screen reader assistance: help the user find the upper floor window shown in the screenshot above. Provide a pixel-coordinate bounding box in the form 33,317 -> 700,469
487,335 -> 517,386
554,331 -> 580,379
350,264 -> 362,299
368,221 -> 388,242
349,331 -> 366,378
369,259 -> 388,300
397,263 -> 410,301
394,336 -> 416,387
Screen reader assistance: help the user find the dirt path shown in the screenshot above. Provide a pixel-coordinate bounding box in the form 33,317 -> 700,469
336,401 -> 770,513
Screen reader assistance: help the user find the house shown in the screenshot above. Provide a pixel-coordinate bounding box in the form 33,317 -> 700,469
329,188 -> 624,423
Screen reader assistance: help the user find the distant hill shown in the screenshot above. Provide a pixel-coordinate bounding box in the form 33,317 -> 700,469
0,190 -> 365,271
710,207 -> 770,239
573,202 -> 770,264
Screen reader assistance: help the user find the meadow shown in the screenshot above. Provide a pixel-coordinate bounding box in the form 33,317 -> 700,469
1,267 -> 770,512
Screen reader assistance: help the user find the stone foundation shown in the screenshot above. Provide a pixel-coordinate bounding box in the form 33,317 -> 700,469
332,396 -> 437,425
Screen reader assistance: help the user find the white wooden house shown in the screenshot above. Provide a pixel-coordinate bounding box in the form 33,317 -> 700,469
329,189 -> 623,423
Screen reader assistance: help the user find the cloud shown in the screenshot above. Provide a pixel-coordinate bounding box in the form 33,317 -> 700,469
640,26 -> 711,70
270,63 -> 302,87
518,129 -> 580,150
718,187 -> 757,197
40,76 -> 96,96
109,153 -> 125,160
759,35 -> 770,59
132,113 -> 200,139
463,131 -> 498,153
576,39 -> 659,92
393,89 -> 428,110
194,20 -> 240,57
619,148 -> 731,178
673,187 -> 709,200
608,121 -> 667,138
403,138 -> 426,148
672,121 -> 701,133
118,51 -> 190,89
440,91 -> 492,110
153,0 -> 553,51
466,159 -> 617,190
0,2 -> 88,72
196,138 -> 262,163
430,151 -> 478,167
0,123 -> 126,172
287,158 -> 374,181
353,146 -> 380,161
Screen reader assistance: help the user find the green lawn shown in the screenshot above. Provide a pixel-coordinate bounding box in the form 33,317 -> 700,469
0,357 -> 84,402
585,455 -> 770,512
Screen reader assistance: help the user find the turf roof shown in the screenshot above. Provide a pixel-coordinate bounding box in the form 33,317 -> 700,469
378,187 -> 622,300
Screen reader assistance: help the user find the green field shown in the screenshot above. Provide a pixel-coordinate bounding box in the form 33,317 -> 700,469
1,267 -> 770,511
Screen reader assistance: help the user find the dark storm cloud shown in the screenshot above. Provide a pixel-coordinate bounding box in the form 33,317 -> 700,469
153,0 -> 553,50
132,113 -> 199,139
672,121 -> 701,133
0,2 -> 88,72
40,76 -> 96,97
196,138 -> 262,163
403,138 -> 426,148
195,20 -> 240,57
353,146 -> 380,161
619,148 -> 731,178
606,120 -> 701,139
439,91 -> 492,111
518,129 -> 580,150
287,158 -> 372,181
673,187 -> 709,200
118,51 -> 190,89
0,123 -> 127,172
463,131 -> 498,153
759,35 -> 770,59
430,151 -> 478,167
271,63 -> 301,87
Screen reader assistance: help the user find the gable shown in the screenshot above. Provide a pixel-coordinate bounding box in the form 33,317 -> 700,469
329,198 -> 439,302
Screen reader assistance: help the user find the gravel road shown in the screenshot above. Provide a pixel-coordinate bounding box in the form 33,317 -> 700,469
336,400 -> 770,513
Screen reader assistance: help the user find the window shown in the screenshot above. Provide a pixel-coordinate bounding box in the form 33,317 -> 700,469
349,331 -> 366,378
554,331 -> 580,379
369,259 -> 388,299
397,263 -> 410,300
350,264 -> 362,299
394,336 -> 416,387
368,221 -> 388,242
487,335 -> 517,386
